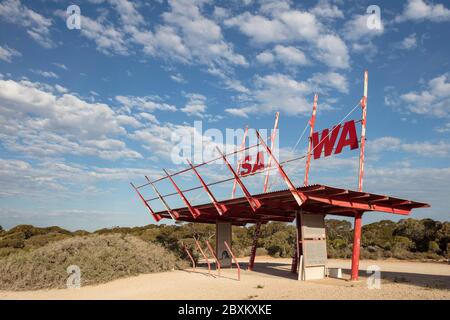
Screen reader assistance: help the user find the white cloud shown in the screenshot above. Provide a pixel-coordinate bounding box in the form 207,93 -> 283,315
0,45 -> 21,63
30,69 -> 59,79
399,73 -> 450,117
0,0 -> 54,48
396,0 -> 450,23
225,6 -> 349,69
0,79 -> 142,160
311,0 -> 344,19
225,71 -> 349,117
397,33 -> 418,50
256,45 -> 308,66
80,15 -> 130,56
256,51 -> 274,64
115,95 -> 177,113
369,136 -> 450,157
310,72 -> 349,93
273,45 -> 308,65
181,93 -> 207,117
52,63 -> 68,70
315,34 -> 349,69
342,14 -> 384,42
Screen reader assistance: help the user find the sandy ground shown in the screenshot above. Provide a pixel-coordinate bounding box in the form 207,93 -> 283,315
1,257 -> 449,300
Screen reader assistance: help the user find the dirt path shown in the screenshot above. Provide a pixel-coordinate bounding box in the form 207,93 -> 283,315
1,258 -> 449,300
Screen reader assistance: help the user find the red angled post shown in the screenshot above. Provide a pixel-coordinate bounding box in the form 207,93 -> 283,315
182,243 -> 196,271
216,146 -> 261,212
263,112 -> 280,193
351,70 -> 368,281
163,169 -> 200,219
224,241 -> 241,281
145,176 -> 179,220
232,126 -> 248,198
304,94 -> 318,186
130,182 -> 162,222
194,238 -> 211,274
187,159 -> 228,216
205,240 -> 221,276
248,221 -> 261,271
255,130 -> 307,206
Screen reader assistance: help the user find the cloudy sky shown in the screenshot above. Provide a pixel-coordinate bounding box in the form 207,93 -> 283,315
0,0 -> 449,231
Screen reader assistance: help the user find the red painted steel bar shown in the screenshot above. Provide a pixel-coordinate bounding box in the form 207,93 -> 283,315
232,126 -> 248,199
263,112 -> 280,193
163,169 -> 200,219
351,70 -> 368,281
187,159 -> 228,216
224,240 -> 241,281
182,243 -> 196,271
248,221 -> 261,271
194,238 -> 211,274
255,130 -> 307,206
138,140 -> 262,189
304,94 -> 318,186
130,182 -> 162,222
145,176 -> 179,220
205,240 -> 221,276
216,146 -> 261,212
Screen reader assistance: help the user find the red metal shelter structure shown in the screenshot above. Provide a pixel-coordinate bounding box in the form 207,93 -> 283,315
131,70 -> 429,281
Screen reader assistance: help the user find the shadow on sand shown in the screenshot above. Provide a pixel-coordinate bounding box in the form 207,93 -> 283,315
340,267 -> 450,290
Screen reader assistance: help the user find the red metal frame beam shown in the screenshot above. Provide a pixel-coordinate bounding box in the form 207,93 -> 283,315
163,169 -> 200,219
304,94 -> 318,186
352,70 -> 368,281
187,159 -> 228,216
263,112 -> 280,193
205,240 -> 221,276
232,126 -> 248,199
307,195 -> 411,215
224,240 -> 241,281
130,182 -> 162,222
255,130 -> 307,206
248,221 -> 261,271
194,238 -> 211,274
182,243 -> 196,271
216,146 -> 261,212
145,176 -> 179,220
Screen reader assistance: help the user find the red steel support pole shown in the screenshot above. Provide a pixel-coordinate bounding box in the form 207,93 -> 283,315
224,241 -> 241,281
351,70 -> 368,281
216,147 -> 261,212
187,159 -> 228,216
205,240 -> 221,276
248,221 -> 261,271
182,243 -> 196,271
263,112 -> 280,193
145,176 -> 179,220
304,94 -> 318,186
255,130 -> 307,206
163,169 -> 200,219
130,182 -> 162,222
194,238 -> 211,274
232,126 -> 248,198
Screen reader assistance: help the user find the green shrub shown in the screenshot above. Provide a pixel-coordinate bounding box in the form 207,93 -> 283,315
0,234 -> 188,291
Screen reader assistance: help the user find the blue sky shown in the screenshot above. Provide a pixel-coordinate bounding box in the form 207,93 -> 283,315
0,0 -> 449,231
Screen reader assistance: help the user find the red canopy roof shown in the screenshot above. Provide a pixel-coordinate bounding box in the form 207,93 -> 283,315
154,184 -> 430,225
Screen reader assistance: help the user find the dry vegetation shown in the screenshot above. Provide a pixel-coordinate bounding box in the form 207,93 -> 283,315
0,234 -> 187,291
0,218 -> 448,291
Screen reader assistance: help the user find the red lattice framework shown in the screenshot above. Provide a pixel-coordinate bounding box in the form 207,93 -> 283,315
130,71 -> 429,281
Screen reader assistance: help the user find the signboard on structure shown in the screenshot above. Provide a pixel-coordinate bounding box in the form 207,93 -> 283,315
300,213 -> 327,280
216,222 -> 232,268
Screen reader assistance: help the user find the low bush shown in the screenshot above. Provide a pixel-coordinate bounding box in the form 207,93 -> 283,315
0,234 -> 188,291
